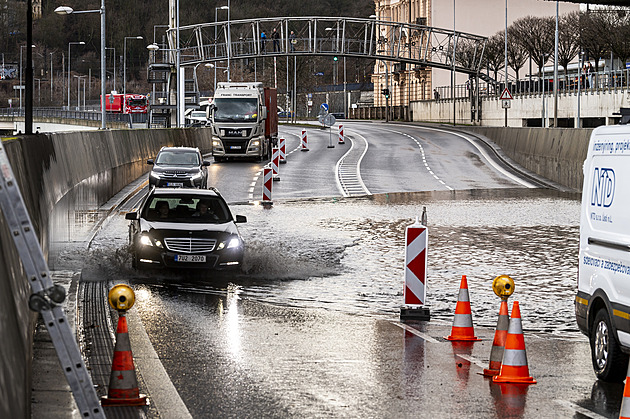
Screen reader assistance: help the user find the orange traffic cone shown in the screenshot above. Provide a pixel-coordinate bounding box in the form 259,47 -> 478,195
620,363 -> 630,418
446,275 -> 481,341
492,301 -> 536,384
483,299 -> 510,377
101,312 -> 148,406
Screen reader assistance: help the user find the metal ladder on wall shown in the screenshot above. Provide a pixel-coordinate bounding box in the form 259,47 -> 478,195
0,143 -> 105,418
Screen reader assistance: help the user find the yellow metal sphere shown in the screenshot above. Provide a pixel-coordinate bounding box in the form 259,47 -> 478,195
108,284 -> 135,311
492,275 -> 515,298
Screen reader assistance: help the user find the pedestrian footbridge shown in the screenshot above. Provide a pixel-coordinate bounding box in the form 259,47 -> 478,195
165,16 -> 487,76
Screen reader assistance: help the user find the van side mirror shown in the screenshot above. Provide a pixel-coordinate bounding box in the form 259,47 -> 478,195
261,106 -> 267,120
235,215 -> 247,223
147,159 -> 154,165
125,212 -> 138,220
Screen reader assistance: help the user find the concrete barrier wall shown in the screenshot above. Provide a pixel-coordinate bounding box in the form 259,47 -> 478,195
0,128 -> 211,417
461,127 -> 592,191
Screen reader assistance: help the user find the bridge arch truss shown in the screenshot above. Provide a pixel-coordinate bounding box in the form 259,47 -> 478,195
167,16 -> 488,76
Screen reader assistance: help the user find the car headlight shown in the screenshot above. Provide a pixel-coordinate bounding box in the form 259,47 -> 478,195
149,172 -> 161,179
217,236 -> 241,250
213,140 -> 221,147
140,235 -> 163,248
250,140 -> 260,147
191,172 -> 203,180
140,235 -> 153,246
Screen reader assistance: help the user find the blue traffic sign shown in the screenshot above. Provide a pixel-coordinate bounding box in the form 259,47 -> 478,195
320,103 -> 329,112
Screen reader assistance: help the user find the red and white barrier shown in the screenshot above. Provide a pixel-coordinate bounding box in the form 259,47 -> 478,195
279,137 -> 287,164
401,216 -> 430,320
262,165 -> 273,205
271,147 -> 280,181
301,129 -> 309,151
338,124 -> 345,144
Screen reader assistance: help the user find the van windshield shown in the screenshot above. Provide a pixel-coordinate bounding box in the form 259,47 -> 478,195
214,98 -> 258,122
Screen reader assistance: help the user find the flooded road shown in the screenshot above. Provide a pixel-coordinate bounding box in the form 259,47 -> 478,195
57,122 -> 610,418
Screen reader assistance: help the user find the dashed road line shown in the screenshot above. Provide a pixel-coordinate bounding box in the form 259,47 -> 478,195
391,321 -> 439,343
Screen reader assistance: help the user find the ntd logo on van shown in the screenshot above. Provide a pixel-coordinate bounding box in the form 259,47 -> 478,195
591,167 -> 615,208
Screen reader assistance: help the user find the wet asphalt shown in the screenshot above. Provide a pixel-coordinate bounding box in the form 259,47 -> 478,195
55,122 -> 619,418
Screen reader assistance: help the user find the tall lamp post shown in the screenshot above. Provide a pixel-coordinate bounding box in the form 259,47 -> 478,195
105,47 -> 116,92
19,44 -> 36,111
66,41 -> 84,109
124,36 -> 143,97
55,0 -> 107,130
215,5 -> 229,93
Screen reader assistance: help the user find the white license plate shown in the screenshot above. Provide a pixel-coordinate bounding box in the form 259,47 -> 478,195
175,255 -> 206,262
167,182 -> 184,187
230,146 -> 242,150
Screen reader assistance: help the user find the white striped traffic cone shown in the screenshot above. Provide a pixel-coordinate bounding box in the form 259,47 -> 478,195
446,275 -> 481,341
492,301 -> 536,384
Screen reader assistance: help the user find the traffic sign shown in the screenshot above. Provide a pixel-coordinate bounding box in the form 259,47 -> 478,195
502,100 -> 511,109
320,103 -> 329,112
499,88 -> 513,100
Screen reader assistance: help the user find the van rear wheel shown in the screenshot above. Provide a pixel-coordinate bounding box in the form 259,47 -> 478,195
591,309 -> 629,382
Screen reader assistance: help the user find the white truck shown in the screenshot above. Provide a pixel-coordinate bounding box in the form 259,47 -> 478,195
576,124 -> 630,382
208,82 -> 278,162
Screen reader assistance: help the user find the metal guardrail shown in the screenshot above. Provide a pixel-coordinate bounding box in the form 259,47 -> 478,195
0,108 -> 147,124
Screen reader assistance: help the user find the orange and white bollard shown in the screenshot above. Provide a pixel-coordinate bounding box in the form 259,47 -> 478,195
279,137 -> 287,164
271,147 -> 280,181
301,129 -> 309,151
400,215 -> 430,321
262,165 -> 273,206
338,124 -> 345,144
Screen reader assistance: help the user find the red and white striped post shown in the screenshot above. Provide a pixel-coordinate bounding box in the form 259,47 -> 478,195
338,124 -> 345,144
262,165 -> 273,206
301,129 -> 309,151
279,137 -> 287,164
271,147 -> 280,181
401,213 -> 430,321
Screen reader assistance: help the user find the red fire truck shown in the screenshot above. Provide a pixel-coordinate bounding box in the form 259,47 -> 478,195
101,94 -> 148,114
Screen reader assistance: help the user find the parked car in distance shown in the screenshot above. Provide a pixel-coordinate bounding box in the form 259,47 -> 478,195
126,187 -> 247,271
148,146 -> 210,188
185,110 -> 209,127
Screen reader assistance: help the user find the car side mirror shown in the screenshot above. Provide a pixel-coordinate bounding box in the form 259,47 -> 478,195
203,161 -> 211,166
235,215 -> 247,223
147,159 -> 154,165
125,212 -> 138,220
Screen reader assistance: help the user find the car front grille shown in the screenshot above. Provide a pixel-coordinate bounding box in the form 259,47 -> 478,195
164,237 -> 217,253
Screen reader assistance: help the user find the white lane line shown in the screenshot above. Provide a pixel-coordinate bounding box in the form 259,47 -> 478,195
391,321 -> 439,343
455,353 -> 487,370
335,130 -> 371,197
392,123 -> 537,188
388,129 -> 454,191
554,400 -> 610,419
127,307 -> 193,418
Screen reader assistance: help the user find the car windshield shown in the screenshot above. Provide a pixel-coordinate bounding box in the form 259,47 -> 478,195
143,195 -> 231,223
155,151 -> 200,166
191,111 -> 206,119
213,98 -> 258,122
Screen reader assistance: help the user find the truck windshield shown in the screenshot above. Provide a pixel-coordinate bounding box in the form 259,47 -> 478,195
214,98 -> 258,122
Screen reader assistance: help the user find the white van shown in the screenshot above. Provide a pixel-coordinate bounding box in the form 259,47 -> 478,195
577,124 -> 630,382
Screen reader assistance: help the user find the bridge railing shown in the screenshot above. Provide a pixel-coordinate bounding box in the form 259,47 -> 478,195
0,108 -> 147,124
169,16 -> 487,75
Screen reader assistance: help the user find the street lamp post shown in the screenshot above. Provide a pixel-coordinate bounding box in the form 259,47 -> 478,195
66,41 -> 84,109
55,0 -> 107,129
74,75 -> 86,109
50,52 -> 54,103
19,44 -> 36,111
215,5 -> 229,93
105,47 -> 116,92
124,36 -> 143,97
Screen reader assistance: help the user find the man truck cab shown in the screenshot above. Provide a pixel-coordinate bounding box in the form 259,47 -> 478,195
576,124 -> 630,382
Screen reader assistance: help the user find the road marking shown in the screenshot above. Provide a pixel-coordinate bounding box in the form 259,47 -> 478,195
391,321 -> 439,343
388,129 -> 454,191
127,307 -> 193,418
554,400 -> 610,419
393,123 -> 537,188
455,353 -> 486,369
336,130 -> 371,197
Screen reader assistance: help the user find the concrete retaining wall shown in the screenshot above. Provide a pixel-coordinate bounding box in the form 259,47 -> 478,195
461,126 -> 592,191
0,128 -> 211,417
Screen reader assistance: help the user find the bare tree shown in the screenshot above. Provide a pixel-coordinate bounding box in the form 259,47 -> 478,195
506,27 -> 527,86
511,16 -> 555,77
579,10 -> 611,72
605,9 -> 630,72
558,11 -> 581,85
483,33 -> 504,84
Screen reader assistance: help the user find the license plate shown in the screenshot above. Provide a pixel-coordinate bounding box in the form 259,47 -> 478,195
167,182 -> 184,187
230,145 -> 242,150
175,255 -> 206,262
